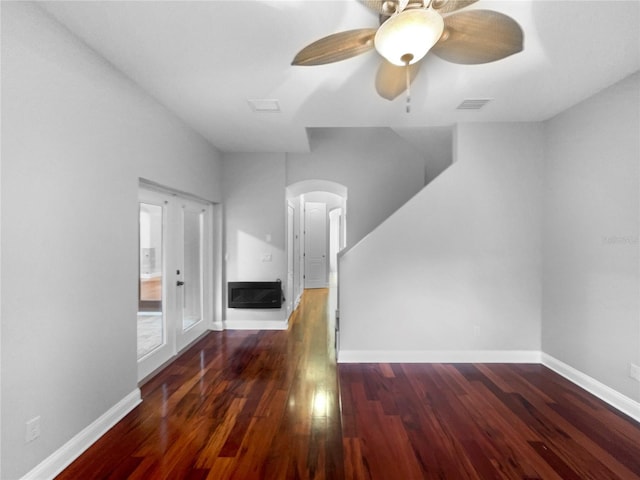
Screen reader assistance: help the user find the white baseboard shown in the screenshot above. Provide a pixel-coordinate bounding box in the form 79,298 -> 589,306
541,353 -> 640,424
337,350 -> 541,364
21,389 -> 141,480
223,319 -> 288,330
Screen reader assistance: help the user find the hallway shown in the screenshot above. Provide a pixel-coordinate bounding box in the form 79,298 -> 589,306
57,288 -> 344,479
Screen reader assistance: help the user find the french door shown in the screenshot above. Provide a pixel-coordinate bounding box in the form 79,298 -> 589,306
137,187 -> 211,381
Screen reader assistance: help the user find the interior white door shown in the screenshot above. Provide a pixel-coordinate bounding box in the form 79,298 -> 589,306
304,202 -> 328,289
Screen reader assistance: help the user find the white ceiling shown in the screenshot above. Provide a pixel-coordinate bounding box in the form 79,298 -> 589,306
39,0 -> 640,153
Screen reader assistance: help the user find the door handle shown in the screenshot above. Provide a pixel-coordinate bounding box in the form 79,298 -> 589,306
176,280 -> 185,286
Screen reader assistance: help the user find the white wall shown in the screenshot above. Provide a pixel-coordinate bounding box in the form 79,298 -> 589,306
393,126 -> 453,185
339,123 -> 544,360
221,153 -> 287,327
1,3 -> 222,478
303,191 -> 343,212
222,129 -> 427,327
542,72 -> 640,401
287,128 -> 426,248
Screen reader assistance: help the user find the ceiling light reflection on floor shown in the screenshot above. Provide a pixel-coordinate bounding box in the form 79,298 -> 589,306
312,390 -> 330,416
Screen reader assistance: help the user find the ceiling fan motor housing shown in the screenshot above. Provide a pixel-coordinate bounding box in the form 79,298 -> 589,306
374,8 -> 445,66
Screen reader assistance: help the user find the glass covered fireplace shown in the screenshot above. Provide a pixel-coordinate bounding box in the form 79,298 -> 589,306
227,281 -> 283,309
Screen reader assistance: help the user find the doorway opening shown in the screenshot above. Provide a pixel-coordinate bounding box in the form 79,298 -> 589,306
285,181 -> 347,330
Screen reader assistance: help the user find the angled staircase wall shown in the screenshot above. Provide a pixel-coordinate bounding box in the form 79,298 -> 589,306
338,122 -> 545,361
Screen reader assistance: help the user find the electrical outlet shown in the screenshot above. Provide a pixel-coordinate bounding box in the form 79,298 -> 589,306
25,416 -> 41,443
630,363 -> 640,382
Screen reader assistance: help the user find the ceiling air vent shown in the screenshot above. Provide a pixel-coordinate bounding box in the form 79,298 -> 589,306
248,99 -> 281,113
456,99 -> 492,110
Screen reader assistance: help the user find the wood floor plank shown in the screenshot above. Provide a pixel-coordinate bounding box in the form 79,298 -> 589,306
497,370 -> 640,479
342,438 -> 368,480
480,382 -> 621,479
458,382 -> 563,480
529,441 -> 583,480
57,289 -> 640,480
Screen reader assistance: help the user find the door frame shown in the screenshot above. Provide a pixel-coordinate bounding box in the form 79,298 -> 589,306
286,201 -> 296,318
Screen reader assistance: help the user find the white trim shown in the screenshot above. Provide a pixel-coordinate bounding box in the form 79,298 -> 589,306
223,319 -> 288,331
337,350 -> 541,364
541,353 -> 640,424
21,389 -> 141,480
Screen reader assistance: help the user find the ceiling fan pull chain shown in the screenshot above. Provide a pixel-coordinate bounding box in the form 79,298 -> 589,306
405,63 -> 411,113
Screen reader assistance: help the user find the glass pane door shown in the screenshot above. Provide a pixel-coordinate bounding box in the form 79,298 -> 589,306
138,188 -> 211,380
138,202 -> 165,359
182,206 -> 203,331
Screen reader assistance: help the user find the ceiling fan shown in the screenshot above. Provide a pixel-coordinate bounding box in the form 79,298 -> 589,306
292,0 -> 524,105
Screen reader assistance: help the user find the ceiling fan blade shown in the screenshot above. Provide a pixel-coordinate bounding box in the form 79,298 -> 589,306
431,0 -> 478,15
431,10 -> 523,64
359,0 -> 409,16
375,60 -> 421,100
292,29 -> 377,66
359,0 -> 386,14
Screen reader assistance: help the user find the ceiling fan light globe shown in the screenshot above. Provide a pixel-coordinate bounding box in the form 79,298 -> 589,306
374,8 -> 444,66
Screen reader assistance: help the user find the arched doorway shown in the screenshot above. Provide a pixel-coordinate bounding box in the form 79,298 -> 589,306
285,180 -> 347,323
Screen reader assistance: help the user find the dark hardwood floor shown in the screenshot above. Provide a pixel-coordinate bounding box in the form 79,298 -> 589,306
58,289 -> 640,479
341,363 -> 640,479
